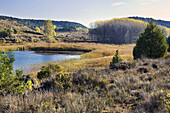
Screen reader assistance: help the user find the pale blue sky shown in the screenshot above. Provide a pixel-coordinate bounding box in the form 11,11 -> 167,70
0,0 -> 169,27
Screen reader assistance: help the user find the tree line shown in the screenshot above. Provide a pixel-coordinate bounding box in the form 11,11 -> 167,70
89,18 -> 170,44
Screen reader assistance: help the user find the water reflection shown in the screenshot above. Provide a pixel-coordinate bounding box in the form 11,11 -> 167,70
11,51 -> 80,73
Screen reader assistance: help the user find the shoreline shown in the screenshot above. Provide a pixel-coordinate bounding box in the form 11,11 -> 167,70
34,50 -> 85,55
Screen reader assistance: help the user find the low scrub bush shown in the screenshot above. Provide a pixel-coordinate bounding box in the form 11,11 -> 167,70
37,64 -> 62,80
110,50 -> 123,69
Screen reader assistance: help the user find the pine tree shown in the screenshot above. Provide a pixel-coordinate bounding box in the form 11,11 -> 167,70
110,50 -> 122,68
167,36 -> 170,52
0,52 -> 32,94
133,20 -> 169,59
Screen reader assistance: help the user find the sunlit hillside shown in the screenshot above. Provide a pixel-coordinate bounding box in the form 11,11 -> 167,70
0,20 -> 43,42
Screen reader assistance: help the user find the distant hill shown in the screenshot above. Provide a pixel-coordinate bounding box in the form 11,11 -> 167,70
89,18 -> 170,44
0,15 -> 87,30
129,16 -> 170,28
0,20 -> 44,43
0,19 -> 33,32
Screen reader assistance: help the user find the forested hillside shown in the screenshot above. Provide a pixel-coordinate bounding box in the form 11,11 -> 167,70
0,20 -> 43,42
129,16 -> 170,28
89,18 -> 170,44
0,20 -> 32,32
0,15 -> 87,30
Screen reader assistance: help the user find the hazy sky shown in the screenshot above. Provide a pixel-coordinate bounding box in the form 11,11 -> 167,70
0,0 -> 170,27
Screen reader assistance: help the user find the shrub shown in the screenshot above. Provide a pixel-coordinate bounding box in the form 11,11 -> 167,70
37,70 -> 50,80
37,64 -> 62,80
14,28 -> 18,34
167,37 -> 170,52
55,72 -> 72,90
0,30 -> 8,38
0,28 -> 13,38
110,50 -> 122,68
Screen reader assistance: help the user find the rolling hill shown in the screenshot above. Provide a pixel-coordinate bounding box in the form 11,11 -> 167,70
0,15 -> 87,30
0,20 -> 44,43
129,16 -> 170,28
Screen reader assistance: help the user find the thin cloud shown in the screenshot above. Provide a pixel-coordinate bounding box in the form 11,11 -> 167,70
137,0 -> 160,2
150,0 -> 160,2
112,2 -> 125,7
139,2 -> 150,5
137,0 -> 160,6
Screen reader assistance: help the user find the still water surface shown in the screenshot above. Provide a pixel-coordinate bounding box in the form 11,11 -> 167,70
11,51 -> 80,73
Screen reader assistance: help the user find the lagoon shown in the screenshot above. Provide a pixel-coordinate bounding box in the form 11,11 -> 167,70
11,51 -> 81,73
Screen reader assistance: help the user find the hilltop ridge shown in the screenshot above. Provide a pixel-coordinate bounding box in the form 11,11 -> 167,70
0,15 -> 87,30
129,16 -> 170,28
